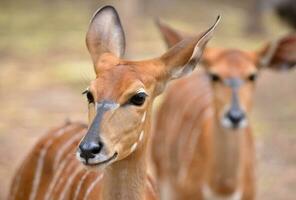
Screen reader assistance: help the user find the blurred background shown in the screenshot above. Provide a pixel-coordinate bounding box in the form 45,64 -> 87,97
0,0 -> 295,199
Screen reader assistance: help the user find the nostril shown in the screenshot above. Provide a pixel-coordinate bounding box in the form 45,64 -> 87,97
91,142 -> 103,154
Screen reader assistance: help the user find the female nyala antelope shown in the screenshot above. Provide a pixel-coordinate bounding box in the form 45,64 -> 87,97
152,20 -> 296,200
9,6 -> 219,200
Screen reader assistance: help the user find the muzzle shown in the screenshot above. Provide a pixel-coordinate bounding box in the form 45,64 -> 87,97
77,100 -> 119,165
221,78 -> 247,129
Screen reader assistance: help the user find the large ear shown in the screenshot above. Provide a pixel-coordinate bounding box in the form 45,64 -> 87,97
257,34 -> 296,70
155,19 -> 185,48
158,16 -> 220,80
86,6 -> 126,63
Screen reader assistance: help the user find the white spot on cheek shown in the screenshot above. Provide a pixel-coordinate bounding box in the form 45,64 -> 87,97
221,117 -> 232,128
139,131 -> 144,141
141,112 -> 146,123
239,119 -> 248,129
130,142 -> 138,153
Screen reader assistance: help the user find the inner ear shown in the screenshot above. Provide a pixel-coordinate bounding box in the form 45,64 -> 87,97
159,16 -> 220,80
256,34 -> 296,70
86,6 -> 126,63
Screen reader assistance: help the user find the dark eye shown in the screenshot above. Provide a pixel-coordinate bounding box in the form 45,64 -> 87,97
209,73 -> 221,82
247,73 -> 257,82
129,92 -> 147,106
82,90 -> 94,104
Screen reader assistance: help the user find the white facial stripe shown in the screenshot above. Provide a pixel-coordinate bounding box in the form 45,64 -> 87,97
130,129 -> 145,154
130,142 -> 138,153
129,110 -> 146,154
141,112 -> 146,123
139,131 -> 144,142
95,102 -> 120,110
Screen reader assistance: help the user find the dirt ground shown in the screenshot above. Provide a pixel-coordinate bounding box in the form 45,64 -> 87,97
0,0 -> 295,199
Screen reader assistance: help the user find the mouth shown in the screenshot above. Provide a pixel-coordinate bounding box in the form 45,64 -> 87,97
77,152 -> 118,167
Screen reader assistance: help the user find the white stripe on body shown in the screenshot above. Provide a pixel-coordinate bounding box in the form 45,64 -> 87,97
83,174 -> 104,200
46,157 -> 77,200
53,130 -> 84,170
10,162 -> 26,200
58,166 -> 83,200
44,154 -> 74,200
29,125 -> 76,200
73,171 -> 90,200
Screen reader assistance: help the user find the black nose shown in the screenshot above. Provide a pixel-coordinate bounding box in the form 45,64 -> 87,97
226,109 -> 245,126
79,141 -> 103,162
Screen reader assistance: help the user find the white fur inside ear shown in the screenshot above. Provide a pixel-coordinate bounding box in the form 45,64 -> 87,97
171,67 -> 184,79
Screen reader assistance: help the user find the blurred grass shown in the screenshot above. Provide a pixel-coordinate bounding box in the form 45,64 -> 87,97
0,0 -> 291,58
0,0 -> 291,92
0,0 -> 89,56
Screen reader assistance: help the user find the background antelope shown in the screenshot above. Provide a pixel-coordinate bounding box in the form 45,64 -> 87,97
9,5 -> 219,200
151,20 -> 296,200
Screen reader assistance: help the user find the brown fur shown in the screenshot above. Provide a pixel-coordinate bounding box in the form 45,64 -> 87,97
9,6 -> 218,200
152,20 -> 296,200
9,122 -> 156,200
